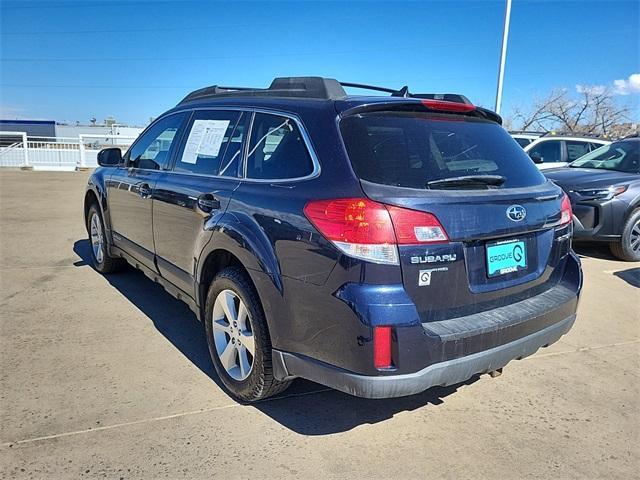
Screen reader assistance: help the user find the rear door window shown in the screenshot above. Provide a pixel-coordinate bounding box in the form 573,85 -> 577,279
340,112 -> 545,189
565,140 -> 591,161
174,110 -> 241,176
514,137 -> 532,148
245,113 -> 314,180
528,140 -> 562,164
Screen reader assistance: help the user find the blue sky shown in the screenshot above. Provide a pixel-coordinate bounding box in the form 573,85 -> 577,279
1,0 -> 638,125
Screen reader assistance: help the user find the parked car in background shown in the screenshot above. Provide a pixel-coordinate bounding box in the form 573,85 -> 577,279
524,134 -> 610,170
545,136 -> 640,261
510,131 -> 543,148
84,77 -> 582,402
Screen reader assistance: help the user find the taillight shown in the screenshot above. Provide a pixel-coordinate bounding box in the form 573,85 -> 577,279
387,206 -> 448,244
420,99 -> 476,113
303,198 -> 449,265
303,198 -> 398,264
373,326 -> 393,369
560,194 -> 572,225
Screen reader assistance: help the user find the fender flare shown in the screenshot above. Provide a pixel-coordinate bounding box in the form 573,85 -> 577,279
84,173 -> 113,241
196,211 -> 283,318
627,194 -> 640,214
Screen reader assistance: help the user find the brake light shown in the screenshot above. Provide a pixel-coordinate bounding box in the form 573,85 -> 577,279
421,99 -> 476,113
373,326 -> 393,369
303,198 -> 449,264
560,194 -> 572,225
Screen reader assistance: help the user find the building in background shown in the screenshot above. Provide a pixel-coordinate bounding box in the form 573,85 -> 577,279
0,118 -> 144,145
0,120 -> 56,145
0,118 -> 145,170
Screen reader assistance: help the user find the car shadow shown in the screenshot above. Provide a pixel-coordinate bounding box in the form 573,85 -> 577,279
73,239 -> 479,435
573,242 -> 618,261
614,267 -> 640,288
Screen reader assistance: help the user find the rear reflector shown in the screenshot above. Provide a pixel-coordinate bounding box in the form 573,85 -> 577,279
560,194 -> 572,225
303,198 -> 449,264
421,99 -> 476,113
373,326 -> 393,369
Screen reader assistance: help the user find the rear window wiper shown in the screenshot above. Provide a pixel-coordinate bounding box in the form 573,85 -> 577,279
426,175 -> 506,190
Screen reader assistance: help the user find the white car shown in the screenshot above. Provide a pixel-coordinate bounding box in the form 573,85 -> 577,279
523,135 -> 610,170
510,132 -> 542,148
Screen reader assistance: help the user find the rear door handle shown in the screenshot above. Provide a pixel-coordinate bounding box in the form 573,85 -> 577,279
138,183 -> 152,198
197,193 -> 221,213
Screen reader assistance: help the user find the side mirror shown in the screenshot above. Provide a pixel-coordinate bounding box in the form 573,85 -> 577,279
529,152 -> 543,164
97,148 -> 122,167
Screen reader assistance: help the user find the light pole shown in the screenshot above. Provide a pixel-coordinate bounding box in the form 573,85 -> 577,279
494,0 -> 512,114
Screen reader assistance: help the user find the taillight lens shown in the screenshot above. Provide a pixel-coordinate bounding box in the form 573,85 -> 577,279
373,326 -> 393,369
303,198 -> 398,264
560,194 -> 572,225
304,198 -> 449,264
387,206 -> 448,244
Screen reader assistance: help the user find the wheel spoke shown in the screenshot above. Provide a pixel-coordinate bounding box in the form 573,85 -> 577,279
237,301 -> 248,329
238,345 -> 251,378
212,318 -> 230,332
219,341 -> 237,371
239,331 -> 255,356
221,291 -> 237,322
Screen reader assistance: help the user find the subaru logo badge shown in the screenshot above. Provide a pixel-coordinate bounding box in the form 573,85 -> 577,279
506,205 -> 526,222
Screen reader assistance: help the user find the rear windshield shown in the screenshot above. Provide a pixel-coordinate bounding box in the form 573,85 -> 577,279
340,112 -> 546,189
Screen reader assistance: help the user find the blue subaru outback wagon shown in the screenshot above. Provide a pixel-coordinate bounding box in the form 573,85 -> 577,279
84,77 -> 582,401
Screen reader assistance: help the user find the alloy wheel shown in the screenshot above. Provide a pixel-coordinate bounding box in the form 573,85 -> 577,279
212,289 -> 255,381
90,212 -> 104,264
630,219 -> 640,253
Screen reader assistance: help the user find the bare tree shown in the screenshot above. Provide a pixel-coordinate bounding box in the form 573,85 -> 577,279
507,87 -> 632,136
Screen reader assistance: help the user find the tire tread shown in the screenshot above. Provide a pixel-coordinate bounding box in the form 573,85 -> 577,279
205,267 -> 291,402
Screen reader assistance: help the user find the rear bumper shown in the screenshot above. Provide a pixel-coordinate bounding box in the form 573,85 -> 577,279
273,313 -> 575,398
273,252 -> 582,398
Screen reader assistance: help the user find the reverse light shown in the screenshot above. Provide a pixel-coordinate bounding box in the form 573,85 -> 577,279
387,206 -> 449,244
373,326 -> 393,369
420,99 -> 476,113
560,194 -> 573,226
303,198 -> 449,265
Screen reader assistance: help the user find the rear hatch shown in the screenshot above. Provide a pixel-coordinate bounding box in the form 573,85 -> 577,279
339,106 -> 572,322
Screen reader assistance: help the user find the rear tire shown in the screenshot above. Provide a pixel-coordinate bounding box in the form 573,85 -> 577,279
86,203 -> 126,273
609,209 -> 640,262
204,267 -> 291,402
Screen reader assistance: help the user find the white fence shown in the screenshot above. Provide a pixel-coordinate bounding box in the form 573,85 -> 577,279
0,132 -> 138,171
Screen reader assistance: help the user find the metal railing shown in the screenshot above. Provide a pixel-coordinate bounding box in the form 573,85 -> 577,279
0,132 -> 138,170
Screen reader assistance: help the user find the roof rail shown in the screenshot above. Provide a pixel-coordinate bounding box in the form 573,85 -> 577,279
178,76 -> 475,106
539,131 -> 608,139
508,130 -> 545,135
340,82 -> 410,97
179,77 -> 348,104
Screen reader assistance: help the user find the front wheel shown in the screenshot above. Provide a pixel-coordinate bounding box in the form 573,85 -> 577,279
609,209 -> 640,262
204,267 -> 291,402
86,203 -> 126,273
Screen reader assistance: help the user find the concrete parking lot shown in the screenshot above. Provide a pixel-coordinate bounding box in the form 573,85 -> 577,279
0,170 -> 638,479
